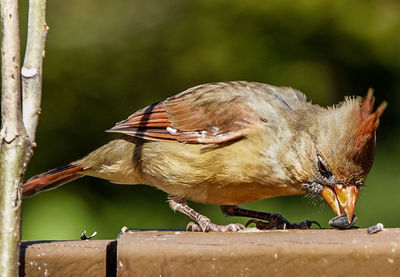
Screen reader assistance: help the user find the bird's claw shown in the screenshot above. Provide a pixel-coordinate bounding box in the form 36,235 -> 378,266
186,221 -> 245,232
307,220 -> 322,229
245,218 -> 321,230
186,222 -> 202,232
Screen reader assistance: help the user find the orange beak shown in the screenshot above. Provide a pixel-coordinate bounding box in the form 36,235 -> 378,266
321,184 -> 359,223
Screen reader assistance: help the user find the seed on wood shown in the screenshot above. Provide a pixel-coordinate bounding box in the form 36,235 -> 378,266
367,223 -> 384,234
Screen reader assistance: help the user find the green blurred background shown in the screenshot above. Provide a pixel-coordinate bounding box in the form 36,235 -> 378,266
19,0 -> 400,240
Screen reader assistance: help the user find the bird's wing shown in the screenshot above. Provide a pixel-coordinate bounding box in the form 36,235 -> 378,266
107,82 -> 263,144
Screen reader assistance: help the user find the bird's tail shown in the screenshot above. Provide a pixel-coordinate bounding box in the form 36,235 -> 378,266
23,164 -> 85,197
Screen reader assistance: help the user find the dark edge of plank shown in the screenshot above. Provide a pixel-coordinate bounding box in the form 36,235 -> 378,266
106,240 -> 118,277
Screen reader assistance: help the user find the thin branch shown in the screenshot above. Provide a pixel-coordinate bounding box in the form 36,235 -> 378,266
22,0 -> 48,143
0,0 -> 29,275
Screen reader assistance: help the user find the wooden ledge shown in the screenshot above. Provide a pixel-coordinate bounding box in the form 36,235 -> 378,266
20,239 -> 115,276
21,228 -> 400,276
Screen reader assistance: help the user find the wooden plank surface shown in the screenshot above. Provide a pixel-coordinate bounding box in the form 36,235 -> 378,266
117,228 -> 400,277
20,239 -> 115,277
21,229 -> 400,276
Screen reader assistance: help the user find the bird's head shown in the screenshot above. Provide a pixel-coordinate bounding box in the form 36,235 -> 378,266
302,90 -> 387,222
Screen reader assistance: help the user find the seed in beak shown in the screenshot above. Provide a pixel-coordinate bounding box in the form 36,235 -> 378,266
329,214 -> 358,229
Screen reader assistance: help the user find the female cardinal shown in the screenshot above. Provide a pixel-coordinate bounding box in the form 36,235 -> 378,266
23,81 -> 386,231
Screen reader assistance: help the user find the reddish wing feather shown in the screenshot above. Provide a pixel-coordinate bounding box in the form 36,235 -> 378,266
108,82 -> 261,144
23,164 -> 84,197
109,101 -> 177,141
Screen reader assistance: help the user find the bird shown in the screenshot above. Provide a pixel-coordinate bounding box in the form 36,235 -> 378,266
23,81 -> 386,231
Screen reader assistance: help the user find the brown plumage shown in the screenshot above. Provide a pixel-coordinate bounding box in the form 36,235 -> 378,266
108,82 -> 262,144
23,81 -> 386,231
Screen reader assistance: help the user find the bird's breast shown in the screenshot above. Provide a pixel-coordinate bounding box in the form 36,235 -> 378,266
138,134 -> 304,204
181,181 -> 305,205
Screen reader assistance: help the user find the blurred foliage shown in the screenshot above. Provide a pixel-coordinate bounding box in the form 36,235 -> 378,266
12,0 -> 400,240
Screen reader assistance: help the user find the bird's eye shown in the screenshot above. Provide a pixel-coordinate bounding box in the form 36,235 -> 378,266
317,155 -> 332,179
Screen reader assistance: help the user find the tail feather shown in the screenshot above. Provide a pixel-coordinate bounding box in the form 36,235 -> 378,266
23,164 -> 85,197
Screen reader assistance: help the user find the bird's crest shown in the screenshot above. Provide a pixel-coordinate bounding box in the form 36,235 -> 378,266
356,89 -> 387,149
349,89 -> 387,169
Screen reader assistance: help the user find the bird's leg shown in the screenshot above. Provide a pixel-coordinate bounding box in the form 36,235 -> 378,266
168,195 -> 244,232
220,205 -> 320,230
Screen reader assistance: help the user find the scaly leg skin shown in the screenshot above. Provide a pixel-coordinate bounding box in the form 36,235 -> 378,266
168,196 -> 245,232
220,205 -> 321,230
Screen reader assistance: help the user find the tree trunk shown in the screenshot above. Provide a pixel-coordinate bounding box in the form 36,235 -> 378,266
0,0 -> 47,275
0,0 -> 27,274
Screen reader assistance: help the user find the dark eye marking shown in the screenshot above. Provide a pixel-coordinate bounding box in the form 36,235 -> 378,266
317,155 -> 332,179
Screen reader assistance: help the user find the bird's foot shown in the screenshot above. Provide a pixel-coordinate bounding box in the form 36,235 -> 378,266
187,222 -> 244,232
168,196 -> 245,232
221,205 -> 320,230
245,217 -> 321,230
187,219 -> 245,232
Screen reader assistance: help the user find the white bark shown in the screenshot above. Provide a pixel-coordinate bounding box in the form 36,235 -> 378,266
22,0 -> 48,142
